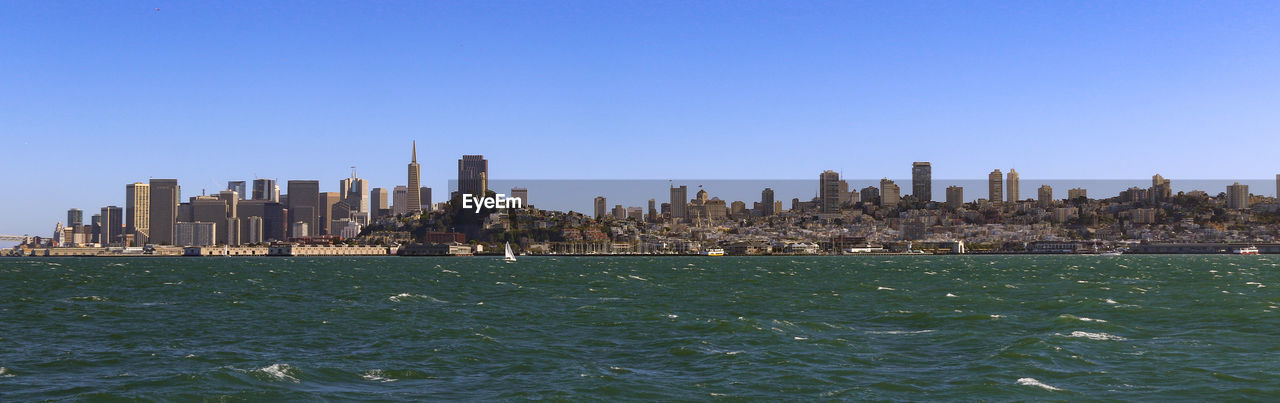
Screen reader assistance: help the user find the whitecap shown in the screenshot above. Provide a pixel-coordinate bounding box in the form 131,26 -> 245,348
1066,331 -> 1126,341
0,367 -> 12,377
256,363 -> 300,382
945,293 -> 957,297
794,336 -> 808,340
362,369 -> 397,382
1246,282 -> 1265,288
1016,377 -> 1063,391
877,286 -> 895,291
868,329 -> 935,335
1105,299 -> 1117,304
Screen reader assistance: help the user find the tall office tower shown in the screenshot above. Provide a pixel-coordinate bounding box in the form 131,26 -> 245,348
912,162 -> 932,202
761,188 -> 775,216
149,179 -> 180,245
946,186 -> 964,208
217,190 -> 239,218
1227,182 -> 1251,209
252,179 -> 277,201
458,154 -> 489,198
340,169 -> 370,215
371,188 -> 389,219
1038,185 -> 1053,208
594,196 -> 607,220
246,216 -> 264,244
392,186 -> 408,216
988,169 -> 1003,203
405,142 -> 422,213
319,192 -> 341,235
100,206 -> 122,245
648,199 -> 657,222
286,180 -> 320,238
237,200 -> 286,243
1068,188 -> 1087,201
420,187 -> 433,211
1006,169 -> 1020,203
126,182 -> 150,245
860,186 -> 880,205
176,222 -> 217,247
670,185 -> 688,220
838,180 -> 851,205
272,184 -> 281,202
1151,174 -> 1172,202
227,181 -> 247,200
191,196 -> 229,245
819,170 -> 841,214
510,187 -> 527,208
67,209 -> 83,228
880,178 -> 901,207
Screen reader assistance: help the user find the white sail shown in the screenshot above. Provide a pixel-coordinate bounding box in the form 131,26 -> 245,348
504,242 -> 517,262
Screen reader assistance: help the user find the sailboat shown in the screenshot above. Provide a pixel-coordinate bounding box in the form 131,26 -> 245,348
503,242 -> 517,263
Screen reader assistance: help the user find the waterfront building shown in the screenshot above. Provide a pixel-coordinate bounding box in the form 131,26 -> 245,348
458,154 -> 489,198
227,181 -> 247,200
670,185 -> 688,220
820,170 -> 840,214
880,178 -> 901,208
290,221 -> 309,238
246,216 -> 264,244
125,182 -> 150,245
1038,185 -> 1053,208
594,196 -> 607,220
1227,182 -> 1251,209
149,179 -> 180,245
251,179 -> 278,202
1006,169 -> 1020,203
946,185 -> 964,208
988,169 -> 1003,203
175,222 -> 216,247
286,180 -> 320,238
912,162 -> 932,202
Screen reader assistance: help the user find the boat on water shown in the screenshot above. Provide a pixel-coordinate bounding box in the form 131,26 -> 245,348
503,242 -> 517,262
704,248 -> 725,256
1233,246 -> 1260,255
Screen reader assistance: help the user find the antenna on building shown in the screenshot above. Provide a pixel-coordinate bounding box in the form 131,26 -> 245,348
350,166 -> 357,178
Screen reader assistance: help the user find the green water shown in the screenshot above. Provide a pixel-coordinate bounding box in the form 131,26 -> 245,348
1,256 -> 1278,399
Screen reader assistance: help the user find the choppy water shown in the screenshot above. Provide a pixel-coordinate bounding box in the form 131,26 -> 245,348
2,256 -> 1279,399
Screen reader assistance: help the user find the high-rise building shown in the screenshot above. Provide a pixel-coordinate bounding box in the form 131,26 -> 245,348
761,188 -> 775,216
286,180 -> 320,238
126,182 -> 150,245
880,178 -> 901,207
838,180 -> 851,205
407,142 -> 422,213
1068,188 -> 1087,201
318,192 -> 341,235
90,214 -> 101,244
67,208 -> 83,228
191,196 -> 229,245
1227,182 -> 1251,209
175,222 -> 216,247
946,186 -> 964,208
227,181 -> 247,200
1152,174 -> 1172,202
510,187 -> 527,208
392,186 -> 408,216
237,200 -> 285,243
988,170 -> 1003,203
819,170 -> 840,214
648,199 -> 657,222
670,185 -> 688,220
594,196 -> 607,220
371,188 -> 389,219
912,162 -> 932,202
420,187 -> 433,211
458,155 -> 489,198
290,221 -> 309,238
340,169 -> 370,215
861,186 -> 880,205
246,216 -> 264,244
252,179 -> 278,201
1006,169 -> 1020,203
100,206 -> 122,245
149,179 -> 180,245
1038,185 -> 1053,208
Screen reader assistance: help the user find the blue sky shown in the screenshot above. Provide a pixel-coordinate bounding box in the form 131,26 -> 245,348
2,1 -> 1280,237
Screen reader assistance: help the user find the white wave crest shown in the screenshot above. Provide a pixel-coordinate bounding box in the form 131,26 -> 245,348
0,367 -> 13,377
877,286 -> 895,291
256,363 -> 300,382
388,293 -> 446,303
1016,377 -> 1063,391
1066,331 -> 1126,341
945,293 -> 957,297
362,369 -> 397,382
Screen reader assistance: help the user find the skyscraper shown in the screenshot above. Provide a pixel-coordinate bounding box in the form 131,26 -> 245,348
670,185 -> 688,220
100,206 -> 122,245
819,170 -> 840,214
191,196 -> 230,245
340,169 -> 370,215
149,179 -> 180,245
1038,185 -> 1053,208
371,187 -> 389,219
510,187 -> 527,208
458,155 -> 489,198
286,180 -> 320,238
912,162 -> 932,202
67,208 -> 83,228
761,188 -> 775,216
594,196 -> 607,220
946,186 -> 964,208
126,182 -> 150,245
1227,182 -> 1251,209
252,179 -> 277,202
1152,174 -> 1171,202
1006,169 -> 1020,203
1068,188 -> 1087,201
407,142 -> 421,213
392,186 -> 408,216
988,170 -> 1002,203
318,192 -> 340,235
420,187 -> 432,210
880,178 -> 901,207
227,181 -> 247,200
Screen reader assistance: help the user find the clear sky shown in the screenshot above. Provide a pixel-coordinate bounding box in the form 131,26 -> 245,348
2,1 -> 1280,238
